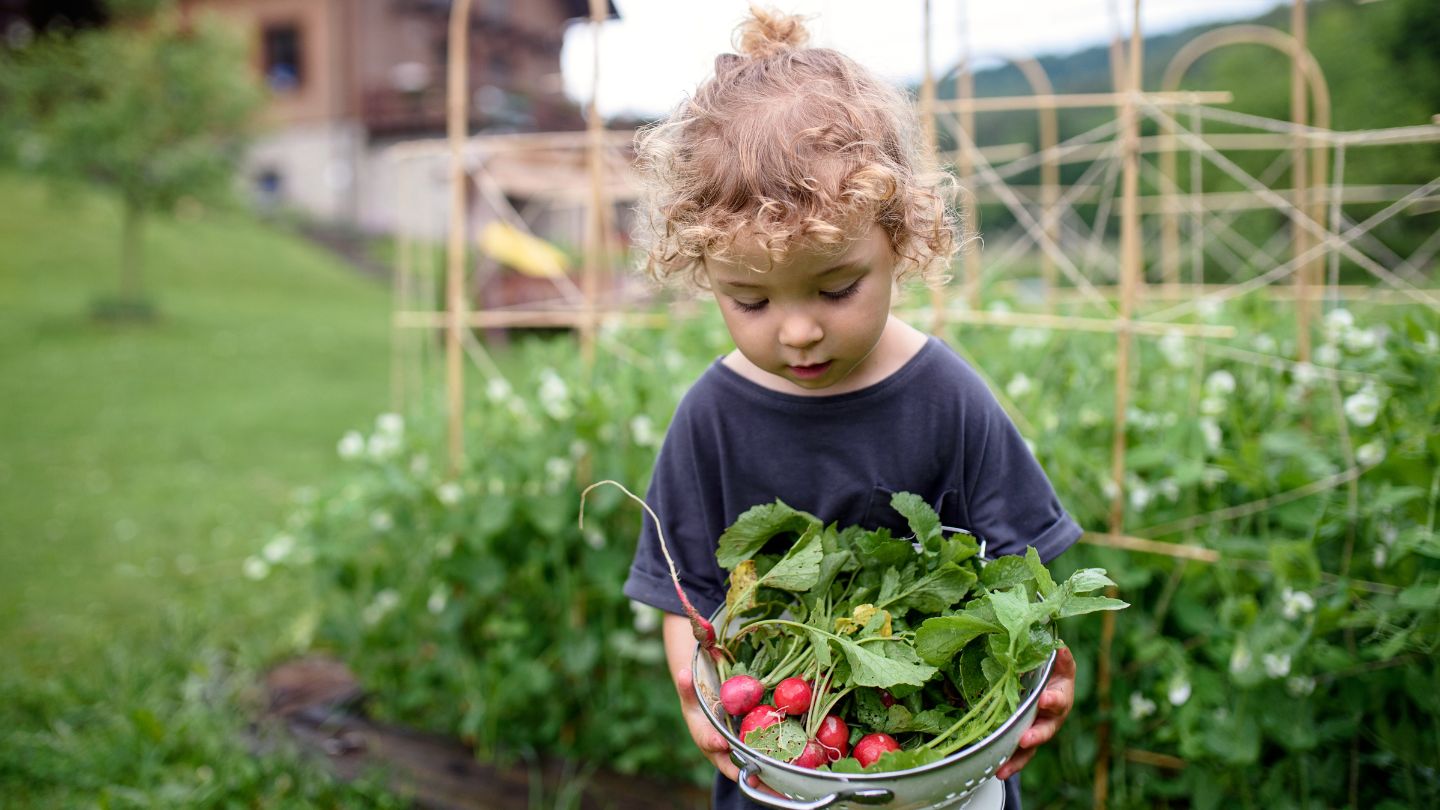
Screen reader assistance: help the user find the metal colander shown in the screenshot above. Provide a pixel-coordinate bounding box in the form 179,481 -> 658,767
692,606 -> 1054,810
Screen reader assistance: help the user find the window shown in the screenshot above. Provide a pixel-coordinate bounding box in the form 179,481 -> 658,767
262,23 -> 303,93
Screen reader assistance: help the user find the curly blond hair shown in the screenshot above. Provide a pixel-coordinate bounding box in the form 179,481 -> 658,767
633,5 -> 960,289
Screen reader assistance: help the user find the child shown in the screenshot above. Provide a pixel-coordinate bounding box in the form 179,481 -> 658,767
622,7 -> 1081,808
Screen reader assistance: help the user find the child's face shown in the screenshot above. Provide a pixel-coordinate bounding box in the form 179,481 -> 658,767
705,226 -> 898,393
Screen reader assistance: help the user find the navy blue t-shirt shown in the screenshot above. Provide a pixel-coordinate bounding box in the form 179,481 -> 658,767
624,335 -> 1082,810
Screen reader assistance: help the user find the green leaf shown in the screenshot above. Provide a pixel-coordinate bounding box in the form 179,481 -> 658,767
758,525 -> 823,591
744,718 -> 807,761
865,747 -> 946,773
915,612 -> 1003,666
1062,568 -> 1116,594
1054,595 -> 1130,619
717,501 -> 820,569
835,636 -> 938,688
980,556 -> 1034,590
989,586 -> 1032,650
854,529 -> 913,570
890,492 -> 943,552
884,562 -> 977,615
1023,547 -> 1057,598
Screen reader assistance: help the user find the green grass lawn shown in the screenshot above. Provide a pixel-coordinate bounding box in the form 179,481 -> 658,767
0,174 -> 408,805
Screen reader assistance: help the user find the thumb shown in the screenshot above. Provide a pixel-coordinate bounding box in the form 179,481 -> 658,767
676,667 -> 698,706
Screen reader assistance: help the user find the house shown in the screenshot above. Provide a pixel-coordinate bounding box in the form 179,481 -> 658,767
178,0 -> 619,232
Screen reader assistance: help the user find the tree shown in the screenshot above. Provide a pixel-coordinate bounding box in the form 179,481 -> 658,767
1,0 -> 263,319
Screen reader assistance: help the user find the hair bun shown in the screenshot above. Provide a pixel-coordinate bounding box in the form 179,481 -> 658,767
735,5 -> 810,59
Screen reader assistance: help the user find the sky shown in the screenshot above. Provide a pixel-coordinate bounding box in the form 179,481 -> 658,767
560,0 -> 1289,120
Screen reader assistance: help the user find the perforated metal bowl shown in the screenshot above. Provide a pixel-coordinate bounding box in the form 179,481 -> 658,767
693,606 -> 1054,810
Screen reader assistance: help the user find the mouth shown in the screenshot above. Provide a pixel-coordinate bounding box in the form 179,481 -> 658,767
787,361 -> 833,380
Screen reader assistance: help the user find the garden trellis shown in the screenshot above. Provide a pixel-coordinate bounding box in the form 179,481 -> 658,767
381,2 -> 1438,804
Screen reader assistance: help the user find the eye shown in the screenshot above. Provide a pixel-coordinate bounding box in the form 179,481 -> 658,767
821,279 -> 862,302
730,298 -> 768,313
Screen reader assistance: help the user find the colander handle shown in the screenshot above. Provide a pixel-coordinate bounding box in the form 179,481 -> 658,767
735,761 -> 894,809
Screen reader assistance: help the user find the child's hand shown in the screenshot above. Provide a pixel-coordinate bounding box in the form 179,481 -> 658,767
995,646 -> 1075,781
675,666 -> 742,782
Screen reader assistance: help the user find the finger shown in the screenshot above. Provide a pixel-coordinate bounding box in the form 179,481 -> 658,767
676,667 -> 698,707
715,752 -> 740,782
1019,715 -> 1062,748
996,744 -> 1036,781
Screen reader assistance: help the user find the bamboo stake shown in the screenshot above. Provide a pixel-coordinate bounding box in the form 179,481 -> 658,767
1291,0 -> 1312,366
931,90 -> 1229,113
582,0 -> 606,367
444,0 -> 473,477
1097,4 -> 1144,806
955,1 -> 981,311
921,0 -> 947,333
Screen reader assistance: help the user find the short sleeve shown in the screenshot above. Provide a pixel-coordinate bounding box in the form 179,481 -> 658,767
622,404 -> 729,618
955,366 -> 1082,563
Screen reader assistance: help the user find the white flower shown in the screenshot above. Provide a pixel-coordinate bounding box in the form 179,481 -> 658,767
630,414 -> 658,448
436,482 -> 463,506
242,556 -> 270,581
369,511 -> 394,532
1167,676 -> 1192,707
427,585 -> 448,615
1079,408 -> 1103,428
375,413 -> 404,437
487,477 -> 506,496
1422,330 -> 1439,354
1315,343 -> 1341,367
1128,483 -> 1153,513
1281,587 -> 1315,621
1343,328 -> 1378,353
1100,477 -> 1120,502
337,431 -> 365,460
569,439 -> 589,459
1205,370 -> 1236,396
1254,334 -> 1277,354
485,376 -> 513,402
1128,692 -> 1157,721
1372,544 -> 1388,569
1322,308 -> 1354,343
987,300 -> 1013,315
367,431 -> 402,461
1006,373 -> 1034,399
262,533 -> 295,564
362,589 -> 400,626
1200,396 -> 1226,417
1229,643 -> 1252,675
544,457 -> 573,492
630,601 -> 660,633
1292,362 -> 1318,389
436,536 -> 456,558
1286,675 -> 1316,697
1199,418 -> 1223,454
1343,387 -> 1381,427
1196,297 -> 1223,321
583,526 -> 606,550
1356,441 -> 1385,468
538,369 -> 573,421
1263,652 -> 1292,679
1009,328 -> 1050,350
1158,330 -> 1189,368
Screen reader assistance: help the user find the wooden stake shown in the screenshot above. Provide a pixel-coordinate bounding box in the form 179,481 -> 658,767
1291,0 -> 1311,365
1097,4 -> 1143,807
582,0 -> 607,367
955,1 -> 981,312
444,0 -> 473,478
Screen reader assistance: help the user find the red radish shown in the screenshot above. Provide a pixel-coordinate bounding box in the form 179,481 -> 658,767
738,705 -> 784,740
720,674 -> 765,716
773,677 -> 813,715
853,733 -> 901,768
580,481 -> 720,660
877,689 -> 896,708
791,739 -> 827,769
816,715 -> 849,761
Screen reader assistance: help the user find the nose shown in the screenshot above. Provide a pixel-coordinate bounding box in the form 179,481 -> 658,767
778,308 -> 823,349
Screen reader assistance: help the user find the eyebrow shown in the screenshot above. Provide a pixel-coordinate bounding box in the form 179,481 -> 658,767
717,261 -> 863,290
